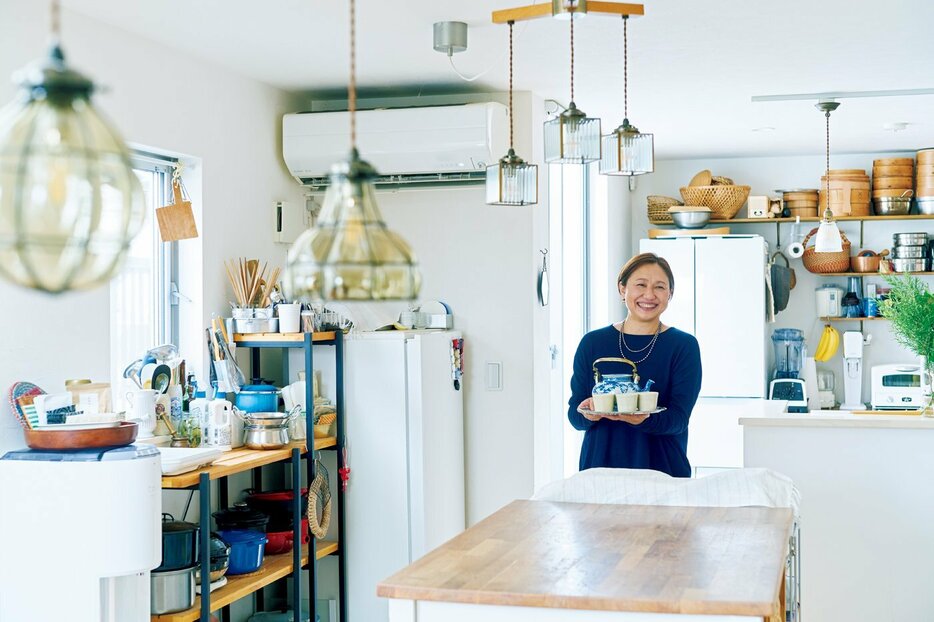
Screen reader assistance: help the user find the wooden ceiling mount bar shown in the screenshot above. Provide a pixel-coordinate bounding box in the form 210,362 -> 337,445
492,1 -> 644,23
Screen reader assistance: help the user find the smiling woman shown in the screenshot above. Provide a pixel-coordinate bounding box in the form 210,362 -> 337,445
567,252 -> 702,477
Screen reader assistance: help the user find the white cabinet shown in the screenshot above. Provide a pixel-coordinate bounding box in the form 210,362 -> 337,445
640,235 -> 768,398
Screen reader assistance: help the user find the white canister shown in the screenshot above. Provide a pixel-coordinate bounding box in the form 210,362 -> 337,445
277,303 -> 302,334
205,399 -> 233,450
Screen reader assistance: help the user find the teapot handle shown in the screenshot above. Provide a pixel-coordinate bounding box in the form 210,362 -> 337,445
592,357 -> 640,386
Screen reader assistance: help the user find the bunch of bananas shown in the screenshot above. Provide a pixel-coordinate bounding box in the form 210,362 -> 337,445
814,324 -> 840,362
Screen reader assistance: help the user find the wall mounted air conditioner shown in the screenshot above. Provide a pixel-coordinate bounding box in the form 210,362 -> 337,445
282,102 -> 508,189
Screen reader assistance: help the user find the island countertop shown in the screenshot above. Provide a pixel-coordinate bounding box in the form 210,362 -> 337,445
377,499 -> 793,617
740,410 -> 934,429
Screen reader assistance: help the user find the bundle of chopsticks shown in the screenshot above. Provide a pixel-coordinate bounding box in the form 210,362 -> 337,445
224,257 -> 280,308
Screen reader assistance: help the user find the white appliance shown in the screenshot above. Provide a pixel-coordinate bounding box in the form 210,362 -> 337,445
769,378 -> 808,412
344,330 -> 466,622
815,285 -> 844,318
283,102 -> 508,187
640,235 -> 768,398
0,444 -> 161,621
871,363 -> 926,410
840,331 -> 866,410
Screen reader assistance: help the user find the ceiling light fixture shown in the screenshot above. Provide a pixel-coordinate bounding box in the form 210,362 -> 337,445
814,100 -> 843,254
543,2 -> 601,164
285,0 -> 420,301
0,0 -> 145,294
600,15 -> 653,176
486,21 -> 538,206
752,88 -> 934,103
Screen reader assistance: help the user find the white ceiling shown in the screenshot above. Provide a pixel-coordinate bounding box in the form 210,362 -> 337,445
65,0 -> 934,159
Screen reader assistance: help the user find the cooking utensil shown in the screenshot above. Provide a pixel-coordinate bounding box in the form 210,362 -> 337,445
669,207 -> 711,229
157,513 -> 200,572
893,258 -> 927,273
23,421 -> 138,450
217,529 -> 268,575
235,385 -> 281,413
917,197 -> 934,215
769,251 -> 792,313
150,566 -> 196,615
892,245 -> 928,259
150,364 -> 172,394
894,232 -> 928,246
873,196 -> 912,216
245,488 -> 309,531
122,360 -> 144,389
213,503 -> 270,532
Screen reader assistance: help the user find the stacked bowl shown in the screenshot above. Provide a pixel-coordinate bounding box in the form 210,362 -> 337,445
918,149 -> 934,215
873,157 -> 915,215
891,232 -> 929,273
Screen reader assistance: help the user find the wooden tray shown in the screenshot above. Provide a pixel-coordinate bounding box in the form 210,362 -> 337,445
23,421 -> 138,450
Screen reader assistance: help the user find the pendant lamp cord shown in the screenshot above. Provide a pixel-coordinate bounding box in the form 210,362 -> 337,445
508,21 -> 514,150
349,0 -> 357,149
51,0 -> 61,41
569,11 -> 575,102
824,109 -> 831,222
623,15 -> 629,121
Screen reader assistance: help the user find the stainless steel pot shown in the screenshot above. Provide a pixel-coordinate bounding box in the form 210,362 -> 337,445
892,258 -> 928,273
892,245 -> 928,259
151,566 -> 195,615
235,406 -> 300,450
917,197 -> 934,215
893,232 -> 928,246
873,197 -> 912,216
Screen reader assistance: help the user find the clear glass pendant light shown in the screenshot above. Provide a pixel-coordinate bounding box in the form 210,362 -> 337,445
600,15 -> 654,176
486,21 -> 538,206
0,0 -> 144,294
285,0 -> 420,301
814,101 -> 843,253
543,9 -> 601,164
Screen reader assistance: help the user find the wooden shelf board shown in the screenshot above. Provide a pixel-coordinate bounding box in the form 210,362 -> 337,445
161,438 -> 336,488
151,542 -> 338,622
820,316 -> 888,322
816,271 -> 934,276
233,331 -> 336,344
650,214 -> 934,226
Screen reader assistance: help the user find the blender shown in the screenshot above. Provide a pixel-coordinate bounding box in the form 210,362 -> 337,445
769,328 -> 808,412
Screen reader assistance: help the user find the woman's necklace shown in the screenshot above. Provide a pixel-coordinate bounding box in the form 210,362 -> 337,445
618,319 -> 661,364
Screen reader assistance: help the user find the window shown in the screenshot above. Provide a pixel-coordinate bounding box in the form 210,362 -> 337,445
110,154 -> 177,409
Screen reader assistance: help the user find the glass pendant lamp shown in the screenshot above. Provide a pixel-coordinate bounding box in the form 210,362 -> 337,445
486,21 -> 538,206
0,0 -> 144,294
814,101 -> 843,253
285,0 -> 420,301
543,7 -> 601,164
600,15 -> 654,176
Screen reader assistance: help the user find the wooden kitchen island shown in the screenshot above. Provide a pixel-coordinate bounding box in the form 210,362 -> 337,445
377,500 -> 792,622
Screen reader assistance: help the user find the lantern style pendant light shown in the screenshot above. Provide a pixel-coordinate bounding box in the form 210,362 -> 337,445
486,21 -> 538,206
285,0 -> 420,301
543,5 -> 601,164
814,100 -> 843,253
0,0 -> 144,294
600,15 -> 654,176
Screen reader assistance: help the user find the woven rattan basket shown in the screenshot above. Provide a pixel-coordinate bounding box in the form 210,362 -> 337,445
801,227 -> 851,274
647,195 -> 682,224
679,185 -> 750,220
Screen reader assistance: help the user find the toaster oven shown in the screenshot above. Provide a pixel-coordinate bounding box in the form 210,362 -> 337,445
870,364 -> 927,410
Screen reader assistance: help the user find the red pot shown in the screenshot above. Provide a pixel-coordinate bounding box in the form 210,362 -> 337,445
262,519 -> 310,554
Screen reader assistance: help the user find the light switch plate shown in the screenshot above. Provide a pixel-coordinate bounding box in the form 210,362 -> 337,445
274,200 -> 304,244
486,362 -> 503,391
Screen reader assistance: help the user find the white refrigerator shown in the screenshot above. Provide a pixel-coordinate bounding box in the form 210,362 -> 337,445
640,235 -> 768,398
343,330 -> 466,622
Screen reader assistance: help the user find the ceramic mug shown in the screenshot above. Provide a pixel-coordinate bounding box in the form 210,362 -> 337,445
638,391 -> 659,412
277,303 -> 302,333
126,389 -> 159,438
591,393 -> 616,413
616,392 -> 639,413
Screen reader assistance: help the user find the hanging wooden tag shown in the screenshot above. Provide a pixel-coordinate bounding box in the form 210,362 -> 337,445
156,179 -> 198,241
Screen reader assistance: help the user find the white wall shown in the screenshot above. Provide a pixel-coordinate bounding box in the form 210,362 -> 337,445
0,1 -> 304,456
631,152 -> 931,406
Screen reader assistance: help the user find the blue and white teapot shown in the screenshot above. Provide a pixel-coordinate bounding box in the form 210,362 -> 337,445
591,357 -> 640,412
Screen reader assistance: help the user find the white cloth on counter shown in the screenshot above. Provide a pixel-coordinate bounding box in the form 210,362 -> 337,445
532,467 -> 800,518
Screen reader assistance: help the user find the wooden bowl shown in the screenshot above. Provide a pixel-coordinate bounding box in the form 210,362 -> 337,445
23,421 -> 138,450
851,252 -> 880,273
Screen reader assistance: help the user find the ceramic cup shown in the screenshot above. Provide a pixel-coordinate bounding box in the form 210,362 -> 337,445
638,391 -> 659,412
126,389 -> 159,438
277,303 -> 302,333
592,393 -> 616,413
616,392 -> 639,413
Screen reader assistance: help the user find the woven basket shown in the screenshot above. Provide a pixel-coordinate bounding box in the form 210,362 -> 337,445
647,195 -> 682,224
711,175 -> 734,185
679,185 -> 750,220
801,227 -> 851,274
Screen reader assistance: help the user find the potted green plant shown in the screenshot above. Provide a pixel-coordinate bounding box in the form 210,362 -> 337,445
881,274 -> 934,416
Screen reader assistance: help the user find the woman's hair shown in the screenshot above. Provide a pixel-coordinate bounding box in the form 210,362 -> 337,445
617,252 -> 675,292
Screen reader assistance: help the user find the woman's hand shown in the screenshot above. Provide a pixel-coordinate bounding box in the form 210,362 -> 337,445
577,399 -> 650,425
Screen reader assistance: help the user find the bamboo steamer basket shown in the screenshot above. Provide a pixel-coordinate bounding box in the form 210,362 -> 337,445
818,170 -> 870,216
873,164 -> 914,177
785,199 -> 819,208
646,195 -> 682,224
788,207 -> 819,218
802,227 -> 851,273
783,190 -> 819,202
873,176 -> 914,190
917,164 -> 934,177
917,149 -> 934,165
872,189 -> 914,199
876,157 -> 915,167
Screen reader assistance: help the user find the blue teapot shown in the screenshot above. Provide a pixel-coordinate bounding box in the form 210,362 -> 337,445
591,357 -> 641,412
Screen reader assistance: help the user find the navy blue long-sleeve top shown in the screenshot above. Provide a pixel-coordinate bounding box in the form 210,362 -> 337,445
568,325 -> 702,477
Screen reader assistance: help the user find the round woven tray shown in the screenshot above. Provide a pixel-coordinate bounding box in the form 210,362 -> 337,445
647,195 -> 682,224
